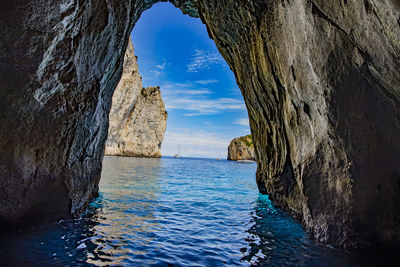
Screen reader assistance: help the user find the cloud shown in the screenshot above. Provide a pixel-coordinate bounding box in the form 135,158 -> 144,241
164,131 -> 229,147
160,82 -> 194,89
160,81 -> 218,89
156,62 -> 167,70
150,70 -> 163,77
202,121 -> 229,130
229,87 -> 242,96
195,79 -> 219,85
163,96 -> 246,116
160,82 -> 213,96
163,89 -> 213,95
234,118 -> 249,126
187,49 -> 225,72
161,130 -> 230,158
147,61 -> 168,78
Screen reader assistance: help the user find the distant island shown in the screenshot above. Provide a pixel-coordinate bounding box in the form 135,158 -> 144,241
227,134 -> 255,161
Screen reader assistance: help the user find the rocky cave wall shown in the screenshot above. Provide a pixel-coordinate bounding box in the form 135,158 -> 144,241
1,0 -> 399,250
0,0 -> 153,224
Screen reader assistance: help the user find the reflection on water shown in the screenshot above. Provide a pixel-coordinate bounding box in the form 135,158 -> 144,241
0,157 -> 364,266
87,157 -> 163,265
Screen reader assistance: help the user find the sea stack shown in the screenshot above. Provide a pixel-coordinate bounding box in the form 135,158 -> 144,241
105,38 -> 167,157
227,135 -> 255,161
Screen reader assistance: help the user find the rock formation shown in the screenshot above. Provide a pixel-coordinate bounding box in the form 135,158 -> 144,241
105,39 -> 167,158
1,0 -> 399,251
227,135 -> 255,161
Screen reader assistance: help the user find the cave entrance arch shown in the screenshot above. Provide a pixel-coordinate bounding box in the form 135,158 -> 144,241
105,2 -> 251,160
1,0 -> 400,250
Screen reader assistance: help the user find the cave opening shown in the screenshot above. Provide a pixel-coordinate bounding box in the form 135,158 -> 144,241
105,2 -> 252,159
94,3 -> 269,264
1,0 -> 399,264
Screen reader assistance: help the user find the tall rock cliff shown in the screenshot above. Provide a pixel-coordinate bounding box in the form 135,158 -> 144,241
227,135 -> 255,161
1,0 -> 399,251
105,39 -> 167,158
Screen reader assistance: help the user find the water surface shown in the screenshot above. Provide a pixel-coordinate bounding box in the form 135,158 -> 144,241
0,157 -> 365,265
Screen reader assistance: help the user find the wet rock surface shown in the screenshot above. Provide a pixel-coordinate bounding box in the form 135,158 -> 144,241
105,39 -> 167,158
1,0 -> 399,250
227,135 -> 255,161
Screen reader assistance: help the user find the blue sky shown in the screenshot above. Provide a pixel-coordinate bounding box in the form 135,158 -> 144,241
132,2 -> 250,158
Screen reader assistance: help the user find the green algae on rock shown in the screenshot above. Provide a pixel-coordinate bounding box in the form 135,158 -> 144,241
227,135 -> 255,161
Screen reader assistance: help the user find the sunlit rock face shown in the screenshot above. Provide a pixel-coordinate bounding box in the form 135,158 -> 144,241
105,38 -> 167,158
1,0 -> 399,250
227,135 -> 255,161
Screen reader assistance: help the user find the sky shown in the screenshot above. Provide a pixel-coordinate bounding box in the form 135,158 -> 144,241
131,2 -> 250,159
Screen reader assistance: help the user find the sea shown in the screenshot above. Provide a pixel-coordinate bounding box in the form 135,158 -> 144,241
0,157 -> 383,266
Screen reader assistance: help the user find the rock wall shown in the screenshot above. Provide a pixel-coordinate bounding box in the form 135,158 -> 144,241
105,38 -> 167,158
1,0 -> 399,250
196,0 -> 400,250
227,135 -> 255,161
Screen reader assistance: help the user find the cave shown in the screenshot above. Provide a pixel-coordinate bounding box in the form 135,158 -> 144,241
1,0 -> 399,251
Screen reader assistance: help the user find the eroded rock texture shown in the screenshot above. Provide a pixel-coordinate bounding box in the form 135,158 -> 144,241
227,135 -> 255,161
0,0 -> 156,225
1,0 -> 399,250
105,38 -> 167,157
196,0 -> 400,250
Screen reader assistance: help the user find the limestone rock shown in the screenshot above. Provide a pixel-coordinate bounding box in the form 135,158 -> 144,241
196,0 -> 400,250
105,39 -> 167,158
227,135 -> 255,161
1,0 -> 400,251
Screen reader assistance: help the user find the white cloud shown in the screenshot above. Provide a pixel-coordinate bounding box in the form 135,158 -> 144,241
160,81 -> 218,89
162,89 -> 213,96
159,81 -> 215,96
234,118 -> 249,126
161,130 -> 230,158
147,61 -> 168,78
202,121 -> 229,130
160,82 -> 194,89
229,87 -> 242,96
195,79 -> 219,85
163,96 -> 246,116
156,62 -> 167,70
150,70 -> 163,77
158,82 -> 245,116
164,131 -> 228,147
160,82 -> 213,97
187,49 -> 225,72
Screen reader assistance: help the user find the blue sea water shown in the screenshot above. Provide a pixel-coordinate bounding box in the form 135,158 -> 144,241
0,157 -> 367,266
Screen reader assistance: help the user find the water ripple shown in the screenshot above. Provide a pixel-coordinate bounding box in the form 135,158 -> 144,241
0,157 -> 364,266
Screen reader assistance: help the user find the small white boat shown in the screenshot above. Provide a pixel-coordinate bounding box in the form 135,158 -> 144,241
236,160 -> 255,164
174,145 -> 181,158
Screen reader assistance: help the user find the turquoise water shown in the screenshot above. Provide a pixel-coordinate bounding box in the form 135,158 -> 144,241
0,157 -> 364,265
